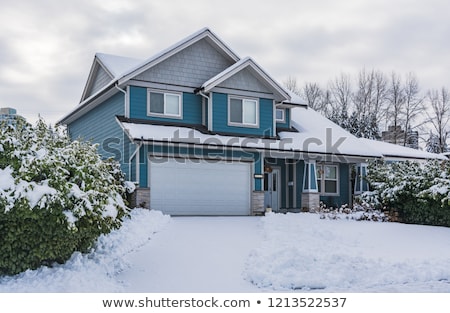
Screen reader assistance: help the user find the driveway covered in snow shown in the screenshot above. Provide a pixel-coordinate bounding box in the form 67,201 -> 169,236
118,216 -> 262,292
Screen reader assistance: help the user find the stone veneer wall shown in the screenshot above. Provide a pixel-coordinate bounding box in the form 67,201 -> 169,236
252,191 -> 265,215
129,187 -> 150,209
301,192 -> 320,211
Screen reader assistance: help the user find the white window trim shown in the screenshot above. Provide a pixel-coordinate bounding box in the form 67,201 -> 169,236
147,89 -> 183,119
354,163 -> 368,195
317,163 -> 340,196
227,96 -> 259,128
275,108 -> 286,123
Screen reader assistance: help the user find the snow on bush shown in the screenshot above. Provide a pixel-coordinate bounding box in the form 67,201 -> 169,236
364,160 -> 450,227
312,201 -> 389,222
0,119 -> 131,275
0,209 -> 170,292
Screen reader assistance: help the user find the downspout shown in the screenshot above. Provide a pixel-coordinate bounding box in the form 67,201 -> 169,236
115,84 -> 129,118
197,89 -> 213,132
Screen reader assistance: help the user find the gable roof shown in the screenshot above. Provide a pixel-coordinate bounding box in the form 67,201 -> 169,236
80,53 -> 142,101
59,28 -> 242,125
201,57 -> 290,102
117,27 -> 240,86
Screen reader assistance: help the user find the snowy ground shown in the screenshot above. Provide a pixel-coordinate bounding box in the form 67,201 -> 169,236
1,210 -> 450,292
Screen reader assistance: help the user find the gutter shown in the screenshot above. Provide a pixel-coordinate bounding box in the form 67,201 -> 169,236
115,84 -> 129,118
196,88 -> 213,132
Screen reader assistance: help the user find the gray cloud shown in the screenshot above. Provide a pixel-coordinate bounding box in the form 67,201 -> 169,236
1,0 -> 449,124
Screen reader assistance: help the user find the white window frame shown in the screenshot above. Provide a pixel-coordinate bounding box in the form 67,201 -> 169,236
317,164 -> 339,196
228,96 -> 259,128
354,163 -> 369,195
147,89 -> 182,119
275,108 -> 286,123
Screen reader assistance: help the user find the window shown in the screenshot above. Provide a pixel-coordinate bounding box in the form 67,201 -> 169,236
148,90 -> 182,118
317,164 -> 339,195
354,163 -> 369,194
276,109 -> 285,122
229,97 -> 258,126
303,161 -> 318,192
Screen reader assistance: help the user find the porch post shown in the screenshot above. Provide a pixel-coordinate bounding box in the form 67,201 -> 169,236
301,160 -> 320,211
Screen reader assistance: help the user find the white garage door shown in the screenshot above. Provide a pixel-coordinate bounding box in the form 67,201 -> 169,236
149,157 -> 251,215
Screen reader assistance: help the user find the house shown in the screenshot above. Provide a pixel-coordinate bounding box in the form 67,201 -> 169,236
58,28 -> 445,215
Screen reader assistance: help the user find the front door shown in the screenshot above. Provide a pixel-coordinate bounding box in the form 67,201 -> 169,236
264,168 -> 280,211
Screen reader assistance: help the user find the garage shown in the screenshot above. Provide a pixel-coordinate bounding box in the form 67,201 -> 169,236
149,157 -> 252,215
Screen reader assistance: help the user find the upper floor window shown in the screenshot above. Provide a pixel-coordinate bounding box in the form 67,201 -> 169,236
148,90 -> 182,118
228,97 -> 258,127
276,108 -> 285,123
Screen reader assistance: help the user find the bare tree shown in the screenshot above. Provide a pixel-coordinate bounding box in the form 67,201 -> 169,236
302,82 -> 324,111
386,72 -> 405,144
372,71 -> 389,126
353,68 -> 375,118
402,73 -> 424,146
284,76 -> 302,95
427,87 -> 450,153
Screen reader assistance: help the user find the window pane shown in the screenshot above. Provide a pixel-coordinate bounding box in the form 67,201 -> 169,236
276,109 -> 284,121
243,100 -> 257,124
324,165 -> 337,179
325,180 -> 337,193
230,99 -> 242,123
165,94 -> 180,115
150,92 -> 164,114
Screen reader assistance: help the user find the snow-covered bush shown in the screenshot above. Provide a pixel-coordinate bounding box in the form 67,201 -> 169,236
314,201 -> 388,222
0,119 -> 130,275
363,160 -> 450,227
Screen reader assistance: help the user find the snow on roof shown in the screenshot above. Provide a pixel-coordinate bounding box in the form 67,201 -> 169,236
118,107 -> 382,160
358,138 -> 447,160
284,90 -> 307,106
118,106 -> 446,161
285,107 -> 382,158
96,53 -> 142,79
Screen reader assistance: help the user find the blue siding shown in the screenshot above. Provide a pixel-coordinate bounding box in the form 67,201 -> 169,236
276,108 -> 290,129
129,86 -> 202,124
67,92 -> 131,178
212,92 -> 274,137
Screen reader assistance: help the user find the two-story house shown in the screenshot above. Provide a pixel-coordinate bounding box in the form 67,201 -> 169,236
59,28 -> 444,215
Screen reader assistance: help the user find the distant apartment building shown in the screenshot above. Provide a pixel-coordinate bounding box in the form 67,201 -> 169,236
381,125 -> 419,150
0,107 -> 26,127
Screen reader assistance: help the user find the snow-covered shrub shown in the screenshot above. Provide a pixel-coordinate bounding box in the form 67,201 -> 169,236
364,160 -> 450,227
0,119 -> 130,275
315,201 -> 388,222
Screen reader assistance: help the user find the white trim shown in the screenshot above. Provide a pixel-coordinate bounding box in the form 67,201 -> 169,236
147,89 -> 183,119
303,160 -> 318,192
354,163 -> 368,195
125,85 -> 130,118
202,57 -> 290,101
227,96 -> 259,128
272,101 -> 276,137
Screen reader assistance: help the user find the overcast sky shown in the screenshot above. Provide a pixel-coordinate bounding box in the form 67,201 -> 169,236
1,0 -> 449,124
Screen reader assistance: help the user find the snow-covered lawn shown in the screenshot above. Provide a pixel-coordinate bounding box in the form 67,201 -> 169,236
1,210 -> 450,292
